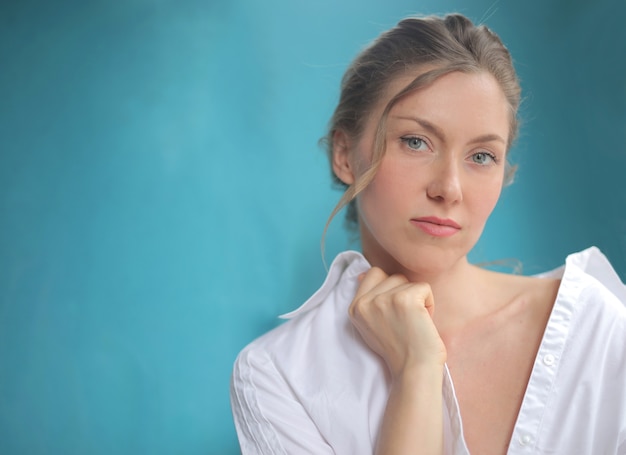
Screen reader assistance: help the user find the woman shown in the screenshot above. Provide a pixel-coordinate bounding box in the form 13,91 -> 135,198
230,14 -> 626,454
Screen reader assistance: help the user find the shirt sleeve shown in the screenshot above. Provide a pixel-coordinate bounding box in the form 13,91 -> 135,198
230,345 -> 335,454
619,429 -> 626,455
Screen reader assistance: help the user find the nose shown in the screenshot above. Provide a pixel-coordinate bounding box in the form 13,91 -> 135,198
426,158 -> 463,204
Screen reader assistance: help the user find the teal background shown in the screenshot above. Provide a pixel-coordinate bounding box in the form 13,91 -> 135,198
1,0 -> 624,453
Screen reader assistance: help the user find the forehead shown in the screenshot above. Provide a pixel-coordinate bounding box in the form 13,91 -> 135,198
371,69 -> 511,139
381,69 -> 506,110
395,71 -> 506,109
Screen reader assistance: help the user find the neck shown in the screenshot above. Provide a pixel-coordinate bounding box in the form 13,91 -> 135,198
361,245 -> 493,334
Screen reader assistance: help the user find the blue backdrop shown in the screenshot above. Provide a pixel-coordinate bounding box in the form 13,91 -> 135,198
1,0 -> 624,453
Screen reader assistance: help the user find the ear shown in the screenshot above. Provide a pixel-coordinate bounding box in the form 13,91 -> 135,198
332,130 -> 355,185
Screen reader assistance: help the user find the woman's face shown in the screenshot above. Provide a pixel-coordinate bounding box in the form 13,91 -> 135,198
334,70 -> 511,279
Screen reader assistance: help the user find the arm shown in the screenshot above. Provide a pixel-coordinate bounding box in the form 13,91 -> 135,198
376,365 -> 444,455
349,267 -> 446,455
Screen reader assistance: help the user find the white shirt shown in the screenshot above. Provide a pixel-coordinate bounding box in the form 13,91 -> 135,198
231,247 -> 626,454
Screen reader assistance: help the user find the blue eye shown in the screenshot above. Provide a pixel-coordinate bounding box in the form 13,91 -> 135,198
401,136 -> 429,151
472,152 -> 496,165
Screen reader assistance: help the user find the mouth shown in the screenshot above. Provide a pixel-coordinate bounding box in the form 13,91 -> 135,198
410,216 -> 461,237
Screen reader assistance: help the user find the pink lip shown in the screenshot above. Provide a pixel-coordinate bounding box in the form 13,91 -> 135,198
410,216 -> 461,237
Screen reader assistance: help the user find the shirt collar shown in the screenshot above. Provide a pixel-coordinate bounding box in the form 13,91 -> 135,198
538,246 -> 626,304
280,250 -> 371,320
281,246 -> 625,320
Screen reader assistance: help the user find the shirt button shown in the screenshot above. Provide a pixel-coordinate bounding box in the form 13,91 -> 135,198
543,354 -> 555,366
519,434 -> 532,446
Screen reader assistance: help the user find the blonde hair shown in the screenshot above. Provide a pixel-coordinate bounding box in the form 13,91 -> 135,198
321,14 -> 521,243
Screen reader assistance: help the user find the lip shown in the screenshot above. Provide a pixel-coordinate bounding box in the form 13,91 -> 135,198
410,216 -> 461,237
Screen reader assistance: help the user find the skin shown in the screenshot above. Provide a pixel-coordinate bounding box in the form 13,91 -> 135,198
332,70 -> 560,454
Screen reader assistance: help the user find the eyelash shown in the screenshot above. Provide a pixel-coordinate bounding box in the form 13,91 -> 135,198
400,136 -> 499,165
400,136 -> 430,151
471,151 -> 499,165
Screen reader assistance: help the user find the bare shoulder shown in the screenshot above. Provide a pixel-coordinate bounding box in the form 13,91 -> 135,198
464,267 -> 562,329
513,272 -> 560,296
490,269 -> 560,313
494,274 -> 561,334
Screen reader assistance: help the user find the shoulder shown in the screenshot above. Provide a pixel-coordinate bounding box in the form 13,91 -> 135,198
517,247 -> 626,453
479,268 -> 560,326
500,247 -> 626,322
540,246 -> 626,305
555,247 -> 626,326
230,250 -> 385,454
232,249 -> 375,389
544,248 -> 626,376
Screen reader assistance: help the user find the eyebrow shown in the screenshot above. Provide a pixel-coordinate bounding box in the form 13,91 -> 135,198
390,115 -> 507,146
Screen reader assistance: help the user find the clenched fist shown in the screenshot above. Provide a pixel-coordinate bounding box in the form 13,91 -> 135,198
349,267 -> 447,379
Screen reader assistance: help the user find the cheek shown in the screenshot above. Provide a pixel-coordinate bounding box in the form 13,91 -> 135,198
357,162 -> 420,226
363,160 -> 412,201
472,180 -> 503,223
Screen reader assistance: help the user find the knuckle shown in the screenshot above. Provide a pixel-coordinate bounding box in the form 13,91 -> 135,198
408,282 -> 432,300
369,267 -> 387,280
390,273 -> 409,284
349,297 -> 367,318
348,302 -> 358,318
392,290 -> 414,309
371,294 -> 387,309
391,285 -> 431,311
416,282 -> 433,293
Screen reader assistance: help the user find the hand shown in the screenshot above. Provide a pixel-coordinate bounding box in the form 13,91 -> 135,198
349,267 -> 447,379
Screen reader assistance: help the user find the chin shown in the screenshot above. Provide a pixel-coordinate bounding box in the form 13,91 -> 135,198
377,244 -> 468,279
403,254 -> 461,278
360,224 -> 478,278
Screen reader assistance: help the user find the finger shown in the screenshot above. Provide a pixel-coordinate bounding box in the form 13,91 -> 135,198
377,282 -> 433,311
352,267 -> 389,301
419,283 -> 435,318
358,272 -> 410,301
351,271 -> 411,319
392,282 -> 435,316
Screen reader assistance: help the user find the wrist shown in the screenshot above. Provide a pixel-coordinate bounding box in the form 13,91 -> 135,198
391,362 -> 445,387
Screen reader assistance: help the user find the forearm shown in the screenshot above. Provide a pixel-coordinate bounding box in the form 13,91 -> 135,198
375,365 -> 444,455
